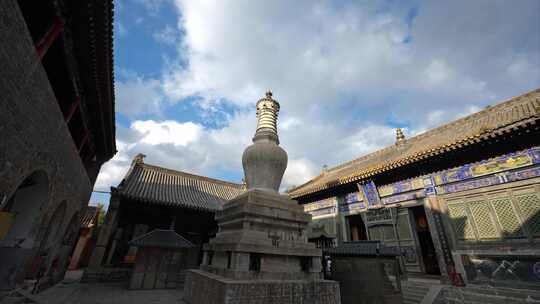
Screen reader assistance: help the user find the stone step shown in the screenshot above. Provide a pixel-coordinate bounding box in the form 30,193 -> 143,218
401,282 -> 432,304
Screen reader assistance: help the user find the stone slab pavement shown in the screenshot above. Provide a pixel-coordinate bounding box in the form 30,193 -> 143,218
27,271 -> 186,304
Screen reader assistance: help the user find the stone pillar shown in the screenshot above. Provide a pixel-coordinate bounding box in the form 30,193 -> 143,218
87,195 -> 120,268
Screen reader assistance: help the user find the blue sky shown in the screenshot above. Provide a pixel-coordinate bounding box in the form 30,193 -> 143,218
90,0 -> 540,208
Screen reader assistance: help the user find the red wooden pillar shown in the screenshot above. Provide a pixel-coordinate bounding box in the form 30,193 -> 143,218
77,132 -> 88,154
36,17 -> 64,60
64,96 -> 81,123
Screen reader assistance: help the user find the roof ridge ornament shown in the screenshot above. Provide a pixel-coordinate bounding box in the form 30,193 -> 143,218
396,128 -> 405,145
133,153 -> 146,164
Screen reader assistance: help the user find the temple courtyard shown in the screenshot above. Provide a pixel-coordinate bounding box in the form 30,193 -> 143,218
6,271 -> 443,304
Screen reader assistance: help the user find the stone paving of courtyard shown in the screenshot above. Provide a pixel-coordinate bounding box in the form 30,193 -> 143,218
29,271 -> 186,304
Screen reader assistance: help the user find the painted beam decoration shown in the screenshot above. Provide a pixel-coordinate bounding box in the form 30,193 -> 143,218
381,190 -> 425,205
373,146 -> 540,203
433,147 -> 540,185
436,165 -> 540,195
378,177 -> 424,197
303,197 -> 337,219
327,146 -> 540,212
359,180 -> 382,209
339,192 -> 366,215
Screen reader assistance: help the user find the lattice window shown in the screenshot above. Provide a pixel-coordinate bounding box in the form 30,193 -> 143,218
397,214 -> 412,240
491,198 -> 524,238
516,193 -> 540,237
469,201 -> 500,240
447,203 -> 476,240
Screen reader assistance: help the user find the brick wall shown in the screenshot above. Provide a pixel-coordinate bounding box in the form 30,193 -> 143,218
0,0 -> 94,291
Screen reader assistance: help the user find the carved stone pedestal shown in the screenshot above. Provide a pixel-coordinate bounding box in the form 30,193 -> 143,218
183,190 -> 340,304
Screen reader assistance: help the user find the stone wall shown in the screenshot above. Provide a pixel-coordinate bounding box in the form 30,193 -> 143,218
0,0 -> 93,291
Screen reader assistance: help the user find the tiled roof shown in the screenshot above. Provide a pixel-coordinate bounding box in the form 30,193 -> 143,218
80,206 -> 99,228
129,229 -> 194,249
115,159 -> 245,212
324,241 -> 398,257
289,88 -> 540,198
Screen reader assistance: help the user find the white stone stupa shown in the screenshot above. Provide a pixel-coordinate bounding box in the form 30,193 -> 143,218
183,91 -> 340,304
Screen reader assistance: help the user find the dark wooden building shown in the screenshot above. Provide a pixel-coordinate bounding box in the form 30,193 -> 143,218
83,154 -> 244,282
0,0 -> 115,293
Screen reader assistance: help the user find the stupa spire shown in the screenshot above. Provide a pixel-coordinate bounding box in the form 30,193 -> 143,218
253,90 -> 280,144
242,91 -> 288,192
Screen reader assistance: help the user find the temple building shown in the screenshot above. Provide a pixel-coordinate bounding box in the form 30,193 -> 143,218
83,154 -> 245,283
0,0 -> 115,293
289,88 -> 540,289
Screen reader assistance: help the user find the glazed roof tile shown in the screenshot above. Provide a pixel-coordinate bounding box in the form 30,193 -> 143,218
289,88 -> 540,198
116,160 -> 244,212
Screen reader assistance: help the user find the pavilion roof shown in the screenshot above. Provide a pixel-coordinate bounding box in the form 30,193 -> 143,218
114,157 -> 245,212
288,88 -> 540,198
128,229 -> 194,249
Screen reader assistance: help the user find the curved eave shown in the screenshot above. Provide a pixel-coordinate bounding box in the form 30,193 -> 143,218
289,115 -> 539,199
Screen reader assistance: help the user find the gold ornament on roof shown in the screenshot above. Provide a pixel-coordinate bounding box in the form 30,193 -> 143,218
396,128 -> 405,145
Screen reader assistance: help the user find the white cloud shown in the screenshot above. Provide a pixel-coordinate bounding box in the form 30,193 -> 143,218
282,158 -> 318,191
94,0 -> 540,198
94,113 -> 398,192
153,25 -> 178,45
115,76 -> 164,117
93,112 -> 254,191
132,120 -> 202,146
160,0 -> 538,121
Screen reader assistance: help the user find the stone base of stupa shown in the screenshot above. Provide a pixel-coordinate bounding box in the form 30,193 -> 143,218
184,270 -> 340,304
183,189 -> 340,304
